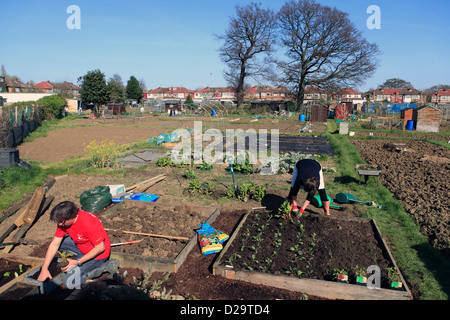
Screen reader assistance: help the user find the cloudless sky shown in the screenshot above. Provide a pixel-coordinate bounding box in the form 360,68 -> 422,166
1,0 -> 449,92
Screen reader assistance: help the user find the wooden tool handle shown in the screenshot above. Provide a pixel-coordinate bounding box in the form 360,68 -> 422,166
105,228 -> 189,241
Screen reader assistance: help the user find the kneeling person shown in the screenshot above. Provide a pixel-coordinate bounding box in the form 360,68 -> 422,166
38,201 -> 112,285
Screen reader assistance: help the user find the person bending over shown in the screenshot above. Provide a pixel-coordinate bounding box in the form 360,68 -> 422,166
286,159 -> 330,217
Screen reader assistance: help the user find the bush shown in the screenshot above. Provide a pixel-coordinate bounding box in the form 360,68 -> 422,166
37,95 -> 67,120
84,139 -> 126,169
156,156 -> 173,168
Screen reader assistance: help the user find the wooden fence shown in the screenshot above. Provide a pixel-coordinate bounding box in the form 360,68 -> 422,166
0,106 -> 42,148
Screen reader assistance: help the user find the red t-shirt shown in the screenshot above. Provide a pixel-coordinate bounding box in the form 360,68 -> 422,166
55,210 -> 111,260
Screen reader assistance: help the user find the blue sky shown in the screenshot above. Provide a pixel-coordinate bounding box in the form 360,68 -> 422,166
1,0 -> 449,92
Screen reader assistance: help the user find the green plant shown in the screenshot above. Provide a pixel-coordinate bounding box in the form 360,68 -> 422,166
386,267 -> 401,283
225,187 -> 236,198
58,250 -> 74,267
183,168 -> 196,179
236,183 -> 251,202
226,182 -> 266,202
252,184 -> 267,201
277,200 -> 292,220
37,94 -> 67,120
197,161 -> 213,171
84,139 -> 126,169
131,271 -> 172,299
156,156 -> 173,168
331,268 -> 348,282
202,182 -> 216,195
354,265 -> 366,277
227,156 -> 254,174
187,179 -> 202,195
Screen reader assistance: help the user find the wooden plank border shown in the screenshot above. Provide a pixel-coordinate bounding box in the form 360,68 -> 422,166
0,253 -> 44,295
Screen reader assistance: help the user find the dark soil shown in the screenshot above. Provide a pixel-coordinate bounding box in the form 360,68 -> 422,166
28,209 -> 326,300
145,209 -> 326,300
221,211 -> 394,287
0,259 -> 32,287
29,258 -> 67,280
0,286 -> 36,300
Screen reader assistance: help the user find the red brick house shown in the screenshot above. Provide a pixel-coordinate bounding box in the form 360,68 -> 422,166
34,81 -> 54,93
5,78 -> 29,92
244,85 -> 292,101
195,87 -> 236,101
372,88 -> 399,102
333,88 -> 363,102
430,89 -> 450,103
147,87 -> 195,100
372,87 -> 424,103
397,88 -> 423,103
303,86 -> 327,102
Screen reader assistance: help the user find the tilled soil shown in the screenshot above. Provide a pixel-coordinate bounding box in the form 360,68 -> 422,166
351,139 -> 450,257
100,203 -> 208,259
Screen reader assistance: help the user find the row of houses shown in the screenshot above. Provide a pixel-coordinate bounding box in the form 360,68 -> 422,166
0,77 -> 80,96
145,85 -> 352,104
145,85 -> 450,105
369,87 -> 450,103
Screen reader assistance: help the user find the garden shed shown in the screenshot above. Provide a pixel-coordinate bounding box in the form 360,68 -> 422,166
107,103 -> 126,115
413,105 -> 441,133
400,108 -> 414,122
310,104 -> 328,123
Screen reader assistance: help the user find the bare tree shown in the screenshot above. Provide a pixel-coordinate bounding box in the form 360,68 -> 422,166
217,2 -> 277,107
276,0 -> 381,107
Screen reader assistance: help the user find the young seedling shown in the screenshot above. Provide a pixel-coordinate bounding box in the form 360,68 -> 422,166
277,200 -> 292,220
386,267 -> 402,289
354,265 -> 367,285
58,250 -> 74,264
332,268 -> 348,283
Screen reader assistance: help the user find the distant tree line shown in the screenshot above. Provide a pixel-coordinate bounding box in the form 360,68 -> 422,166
77,69 -> 144,114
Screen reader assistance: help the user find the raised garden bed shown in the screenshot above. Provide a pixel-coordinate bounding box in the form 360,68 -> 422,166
0,253 -> 44,297
213,210 -> 412,300
24,254 -> 72,295
0,282 -> 39,300
99,201 -> 220,273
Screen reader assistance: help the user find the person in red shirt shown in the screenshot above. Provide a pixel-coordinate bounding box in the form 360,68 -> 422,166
37,201 -> 112,285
